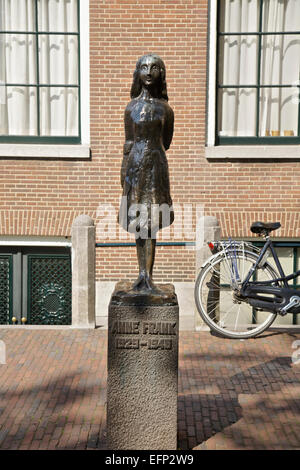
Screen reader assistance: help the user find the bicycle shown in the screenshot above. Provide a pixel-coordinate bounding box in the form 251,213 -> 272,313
194,221 -> 300,339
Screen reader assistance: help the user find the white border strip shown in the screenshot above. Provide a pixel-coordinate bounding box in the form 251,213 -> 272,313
0,238 -> 71,247
0,144 -> 90,158
0,242 -> 71,247
80,0 -> 90,146
205,145 -> 300,160
207,0 -> 217,147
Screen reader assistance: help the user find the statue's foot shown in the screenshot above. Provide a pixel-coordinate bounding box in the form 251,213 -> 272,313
132,273 -> 161,294
132,273 -> 154,291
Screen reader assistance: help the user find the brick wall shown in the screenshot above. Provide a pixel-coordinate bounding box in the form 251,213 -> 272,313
1,0 -> 300,283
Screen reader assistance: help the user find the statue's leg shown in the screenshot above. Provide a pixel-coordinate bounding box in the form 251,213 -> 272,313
146,238 -> 156,277
132,235 -> 157,291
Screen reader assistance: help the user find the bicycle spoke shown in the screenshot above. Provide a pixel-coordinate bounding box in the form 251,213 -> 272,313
234,304 -> 242,331
223,250 -> 237,284
214,303 -> 236,324
195,249 -> 277,339
208,262 -> 237,287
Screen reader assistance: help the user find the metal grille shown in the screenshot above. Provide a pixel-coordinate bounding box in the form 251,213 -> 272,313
0,256 -> 12,325
28,255 -> 71,325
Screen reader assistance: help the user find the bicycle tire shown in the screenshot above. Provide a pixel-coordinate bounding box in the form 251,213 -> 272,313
195,249 -> 279,339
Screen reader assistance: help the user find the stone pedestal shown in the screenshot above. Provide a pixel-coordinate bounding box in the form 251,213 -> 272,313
71,215 -> 95,328
107,281 -> 179,450
195,216 -> 220,329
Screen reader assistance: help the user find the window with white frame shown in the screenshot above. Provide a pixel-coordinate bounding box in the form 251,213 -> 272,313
217,0 -> 300,145
0,0 -> 81,144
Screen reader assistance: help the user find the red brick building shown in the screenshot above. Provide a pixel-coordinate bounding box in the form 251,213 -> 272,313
0,0 -> 299,328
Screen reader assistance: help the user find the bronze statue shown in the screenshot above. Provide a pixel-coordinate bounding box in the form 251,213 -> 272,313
119,54 -> 174,293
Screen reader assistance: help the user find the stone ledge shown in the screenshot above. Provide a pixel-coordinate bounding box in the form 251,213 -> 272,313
0,144 -> 90,159
96,281 -> 196,330
110,280 -> 178,306
0,325 -> 73,329
206,145 -> 300,160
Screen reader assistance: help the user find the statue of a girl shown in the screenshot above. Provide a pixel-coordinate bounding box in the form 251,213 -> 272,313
119,54 -> 174,293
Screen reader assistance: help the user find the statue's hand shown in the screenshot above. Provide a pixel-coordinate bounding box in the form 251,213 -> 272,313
121,164 -> 126,188
123,141 -> 133,155
121,155 -> 128,188
121,141 -> 133,188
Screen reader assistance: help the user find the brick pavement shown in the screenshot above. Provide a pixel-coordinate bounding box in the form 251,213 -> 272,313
0,328 -> 299,450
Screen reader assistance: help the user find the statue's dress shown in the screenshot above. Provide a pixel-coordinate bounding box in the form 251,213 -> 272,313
119,97 -> 174,235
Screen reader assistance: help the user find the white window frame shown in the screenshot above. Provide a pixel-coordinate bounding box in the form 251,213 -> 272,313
0,236 -> 71,247
206,0 -> 300,160
0,0 -> 90,159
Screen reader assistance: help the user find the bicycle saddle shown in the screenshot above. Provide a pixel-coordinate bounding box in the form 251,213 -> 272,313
250,221 -> 281,234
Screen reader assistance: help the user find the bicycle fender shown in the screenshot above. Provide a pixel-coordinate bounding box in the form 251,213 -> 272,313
200,251 -> 222,269
200,248 -> 260,270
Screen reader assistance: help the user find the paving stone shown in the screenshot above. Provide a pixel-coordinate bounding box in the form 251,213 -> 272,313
0,329 -> 299,449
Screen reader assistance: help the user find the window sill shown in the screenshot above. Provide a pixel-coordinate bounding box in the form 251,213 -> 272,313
0,144 -> 91,159
205,145 -> 300,160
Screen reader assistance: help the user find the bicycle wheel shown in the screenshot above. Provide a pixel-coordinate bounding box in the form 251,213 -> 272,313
195,249 -> 278,339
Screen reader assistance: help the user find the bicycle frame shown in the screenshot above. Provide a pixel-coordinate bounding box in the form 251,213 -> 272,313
242,238 -> 288,288
239,237 -> 300,315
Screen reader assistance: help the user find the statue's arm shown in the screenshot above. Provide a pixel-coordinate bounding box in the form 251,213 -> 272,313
121,105 -> 134,188
163,105 -> 174,151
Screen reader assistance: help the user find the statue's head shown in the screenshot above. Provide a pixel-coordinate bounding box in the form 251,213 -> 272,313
130,54 -> 168,101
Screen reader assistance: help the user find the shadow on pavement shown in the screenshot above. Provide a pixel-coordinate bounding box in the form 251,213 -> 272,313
178,356 -> 300,449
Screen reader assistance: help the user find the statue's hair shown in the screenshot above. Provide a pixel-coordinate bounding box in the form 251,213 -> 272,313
130,54 -> 168,101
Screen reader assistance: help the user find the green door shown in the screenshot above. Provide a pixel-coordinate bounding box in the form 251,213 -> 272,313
0,248 -> 71,325
0,255 -> 13,325
27,254 -> 71,325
